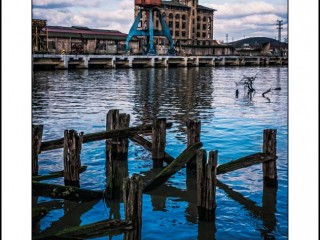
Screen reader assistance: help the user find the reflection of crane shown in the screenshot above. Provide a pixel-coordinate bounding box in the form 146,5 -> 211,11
126,0 -> 175,55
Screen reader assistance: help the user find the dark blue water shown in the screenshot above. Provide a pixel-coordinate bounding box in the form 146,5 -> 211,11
32,66 -> 288,239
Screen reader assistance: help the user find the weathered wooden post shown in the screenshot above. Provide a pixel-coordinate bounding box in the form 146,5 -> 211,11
63,130 -> 82,187
152,118 -> 167,168
262,129 -> 277,187
32,125 -> 43,176
118,113 -> 130,159
197,149 -> 217,221
186,120 -> 201,174
105,110 -> 129,200
123,174 -> 143,240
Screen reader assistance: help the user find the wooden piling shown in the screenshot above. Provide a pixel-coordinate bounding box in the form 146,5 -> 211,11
186,120 -> 201,174
197,150 -> 217,221
32,125 -> 43,176
123,174 -> 143,240
105,110 -> 129,200
63,130 -> 82,187
152,118 -> 167,168
262,129 -> 278,187
118,113 -> 130,159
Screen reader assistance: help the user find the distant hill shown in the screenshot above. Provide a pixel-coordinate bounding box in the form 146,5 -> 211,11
229,37 -> 287,48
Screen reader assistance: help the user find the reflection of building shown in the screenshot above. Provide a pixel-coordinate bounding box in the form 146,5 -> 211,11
133,1 -> 234,55
32,21 -> 136,54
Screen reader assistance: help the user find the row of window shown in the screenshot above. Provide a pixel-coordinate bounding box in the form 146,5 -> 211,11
166,13 -> 211,23
169,30 -> 211,39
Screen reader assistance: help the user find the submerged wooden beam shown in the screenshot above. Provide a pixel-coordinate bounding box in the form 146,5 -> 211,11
33,207 -> 48,224
129,134 -> 174,164
32,181 -> 103,201
216,153 -> 275,175
34,220 -> 132,240
32,166 -> 87,182
143,142 -> 203,192
40,123 -> 173,152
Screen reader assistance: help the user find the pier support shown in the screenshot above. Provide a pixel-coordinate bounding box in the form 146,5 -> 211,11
197,150 -> 217,221
152,118 -> 167,168
105,110 -> 129,199
32,125 -> 43,176
262,129 -> 277,187
63,130 -> 83,187
186,120 -> 201,174
123,174 -> 143,240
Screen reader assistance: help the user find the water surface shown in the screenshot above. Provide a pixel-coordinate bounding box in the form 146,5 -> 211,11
32,66 -> 288,239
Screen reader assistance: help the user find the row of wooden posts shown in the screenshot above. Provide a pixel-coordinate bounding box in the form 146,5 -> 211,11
32,109 -> 278,239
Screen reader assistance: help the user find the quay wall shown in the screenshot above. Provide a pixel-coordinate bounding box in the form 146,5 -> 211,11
32,54 -> 288,70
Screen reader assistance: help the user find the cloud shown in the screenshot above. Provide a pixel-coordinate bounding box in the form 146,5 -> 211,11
33,0 -> 102,9
208,1 -> 287,18
208,1 -> 288,40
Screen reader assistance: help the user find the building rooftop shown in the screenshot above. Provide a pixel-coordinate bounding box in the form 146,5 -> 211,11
45,26 -> 127,40
197,4 -> 216,11
162,1 -> 190,9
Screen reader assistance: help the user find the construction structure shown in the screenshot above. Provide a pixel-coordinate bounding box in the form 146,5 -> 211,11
32,19 -> 48,53
129,0 -> 218,55
126,0 -> 175,55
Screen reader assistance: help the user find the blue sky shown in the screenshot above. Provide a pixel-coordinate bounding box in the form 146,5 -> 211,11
32,0 -> 288,42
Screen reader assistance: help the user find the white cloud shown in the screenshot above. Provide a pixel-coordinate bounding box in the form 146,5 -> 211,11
208,1 -> 287,18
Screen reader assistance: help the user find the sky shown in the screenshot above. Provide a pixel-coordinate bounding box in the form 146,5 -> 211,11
32,0 -> 288,42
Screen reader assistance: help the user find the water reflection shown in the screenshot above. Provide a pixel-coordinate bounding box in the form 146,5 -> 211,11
217,180 -> 278,240
132,67 -> 215,137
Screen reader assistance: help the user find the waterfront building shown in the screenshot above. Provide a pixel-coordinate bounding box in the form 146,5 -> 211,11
133,0 -> 234,55
32,19 -> 137,54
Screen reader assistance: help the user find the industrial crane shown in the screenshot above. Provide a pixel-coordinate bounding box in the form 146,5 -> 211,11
126,0 -> 175,55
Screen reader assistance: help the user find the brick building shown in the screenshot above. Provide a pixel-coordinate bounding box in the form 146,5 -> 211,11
135,0 -> 216,46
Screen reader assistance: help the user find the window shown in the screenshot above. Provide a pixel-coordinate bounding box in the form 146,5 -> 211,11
48,41 -> 56,50
169,21 -> 173,28
169,13 -> 173,19
197,16 -> 201,22
175,14 -> 180,20
203,16 -> 207,22
182,22 -> 186,29
175,31 -> 180,37
197,32 -> 200,38
202,32 -> 206,38
197,23 -> 200,30
182,15 -> 186,21
175,22 -> 180,28
182,31 -> 186,37
203,24 -> 206,30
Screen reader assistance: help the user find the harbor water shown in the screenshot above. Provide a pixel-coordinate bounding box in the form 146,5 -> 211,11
32,66 -> 288,239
